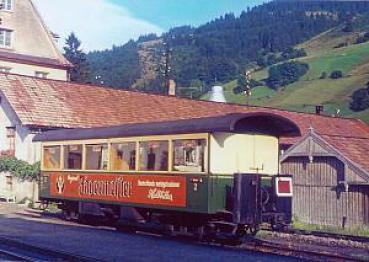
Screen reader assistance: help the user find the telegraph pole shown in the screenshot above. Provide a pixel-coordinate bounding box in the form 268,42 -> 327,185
164,42 -> 172,94
160,35 -> 176,95
244,70 -> 252,106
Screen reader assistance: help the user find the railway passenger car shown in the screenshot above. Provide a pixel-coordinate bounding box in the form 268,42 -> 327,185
34,112 -> 300,240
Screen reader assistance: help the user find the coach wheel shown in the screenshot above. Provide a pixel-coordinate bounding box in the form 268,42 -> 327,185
235,225 -> 247,238
271,220 -> 285,231
115,224 -> 136,234
195,226 -> 205,241
63,210 -> 79,221
247,225 -> 259,236
39,201 -> 49,210
63,210 -> 72,221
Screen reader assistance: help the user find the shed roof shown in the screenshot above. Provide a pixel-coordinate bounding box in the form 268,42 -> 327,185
321,134 -> 369,177
281,130 -> 369,181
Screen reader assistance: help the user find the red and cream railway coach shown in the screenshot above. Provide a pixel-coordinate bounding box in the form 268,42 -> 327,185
34,112 -> 299,238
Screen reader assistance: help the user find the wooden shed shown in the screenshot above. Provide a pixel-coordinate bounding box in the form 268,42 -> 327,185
281,129 -> 369,227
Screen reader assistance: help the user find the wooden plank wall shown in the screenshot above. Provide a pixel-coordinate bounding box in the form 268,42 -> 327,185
282,156 -> 369,227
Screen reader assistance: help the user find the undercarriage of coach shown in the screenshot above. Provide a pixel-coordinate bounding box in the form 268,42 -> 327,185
49,173 -> 292,244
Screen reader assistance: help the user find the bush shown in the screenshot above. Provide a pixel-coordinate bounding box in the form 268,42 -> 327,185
350,88 -> 369,112
0,157 -> 40,181
330,70 -> 343,79
320,71 -> 327,79
281,48 -> 307,60
342,22 -> 354,32
356,36 -> 367,44
250,79 -> 263,87
233,86 -> 243,94
334,42 -> 348,49
355,32 -> 369,44
257,48 -> 307,68
266,61 -> 309,89
178,88 -> 202,99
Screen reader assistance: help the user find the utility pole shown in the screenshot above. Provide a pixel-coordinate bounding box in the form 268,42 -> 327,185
244,70 -> 252,106
164,42 -> 172,94
160,35 -> 175,95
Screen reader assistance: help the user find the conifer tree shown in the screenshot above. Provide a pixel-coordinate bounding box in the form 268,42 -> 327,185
64,32 -> 90,83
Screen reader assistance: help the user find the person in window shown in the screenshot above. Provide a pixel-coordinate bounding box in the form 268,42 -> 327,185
129,150 -> 136,170
147,148 -> 156,170
45,149 -> 58,169
160,151 -> 168,171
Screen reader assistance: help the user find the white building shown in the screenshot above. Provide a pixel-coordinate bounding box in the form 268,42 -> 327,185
0,0 -> 71,80
0,0 -> 71,202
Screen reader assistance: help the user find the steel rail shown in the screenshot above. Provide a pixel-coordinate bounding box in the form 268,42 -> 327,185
263,227 -> 369,243
16,210 -> 369,261
0,248 -> 41,261
0,236 -> 107,262
244,238 -> 367,262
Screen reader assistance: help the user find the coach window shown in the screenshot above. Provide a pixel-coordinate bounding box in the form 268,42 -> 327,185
139,141 -> 168,171
111,142 -> 136,171
43,146 -> 61,169
64,145 -> 83,170
86,144 -> 108,170
173,139 -> 207,172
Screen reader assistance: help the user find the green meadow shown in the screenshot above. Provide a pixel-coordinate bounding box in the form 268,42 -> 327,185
202,28 -> 369,123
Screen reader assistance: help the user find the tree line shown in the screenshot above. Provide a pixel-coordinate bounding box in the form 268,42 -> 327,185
64,1 -> 369,97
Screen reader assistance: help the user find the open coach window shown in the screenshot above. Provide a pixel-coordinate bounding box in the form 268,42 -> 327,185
173,139 -> 206,172
139,141 -> 168,171
86,144 -> 108,170
43,146 -> 61,169
111,142 -> 136,171
64,145 -> 83,170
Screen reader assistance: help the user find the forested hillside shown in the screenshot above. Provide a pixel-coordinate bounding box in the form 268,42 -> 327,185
209,22 -> 369,123
86,1 -> 369,96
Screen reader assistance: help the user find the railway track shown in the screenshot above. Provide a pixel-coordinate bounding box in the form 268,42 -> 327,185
280,227 -> 369,243
0,237 -> 106,262
242,238 -> 367,262
14,209 -> 369,261
255,227 -> 369,261
134,229 -> 368,261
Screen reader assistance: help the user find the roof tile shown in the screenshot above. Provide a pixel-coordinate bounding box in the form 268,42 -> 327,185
1,73 -> 369,148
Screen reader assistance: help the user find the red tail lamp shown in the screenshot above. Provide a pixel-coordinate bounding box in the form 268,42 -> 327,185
275,176 -> 293,197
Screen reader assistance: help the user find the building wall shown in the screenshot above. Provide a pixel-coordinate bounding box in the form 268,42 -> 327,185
0,0 -> 64,60
0,96 -> 13,152
210,133 -> 279,174
0,95 -> 40,163
0,171 -> 37,203
0,59 -> 68,81
0,96 -> 40,203
282,156 -> 369,227
0,0 -> 69,80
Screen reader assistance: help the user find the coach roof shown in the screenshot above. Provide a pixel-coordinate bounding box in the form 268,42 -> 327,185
33,112 -> 301,142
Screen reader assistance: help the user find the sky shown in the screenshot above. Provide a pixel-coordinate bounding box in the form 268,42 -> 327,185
33,0 -> 268,52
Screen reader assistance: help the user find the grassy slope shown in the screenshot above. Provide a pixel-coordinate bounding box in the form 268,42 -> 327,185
203,28 -> 369,122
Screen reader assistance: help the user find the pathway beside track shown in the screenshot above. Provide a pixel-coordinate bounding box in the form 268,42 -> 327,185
1,203 -> 369,261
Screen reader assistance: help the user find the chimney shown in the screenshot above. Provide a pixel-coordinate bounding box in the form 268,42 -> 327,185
209,86 -> 226,103
168,79 -> 176,96
315,105 -> 324,115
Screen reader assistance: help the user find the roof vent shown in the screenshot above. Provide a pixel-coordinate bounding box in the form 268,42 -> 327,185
210,86 -> 226,103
